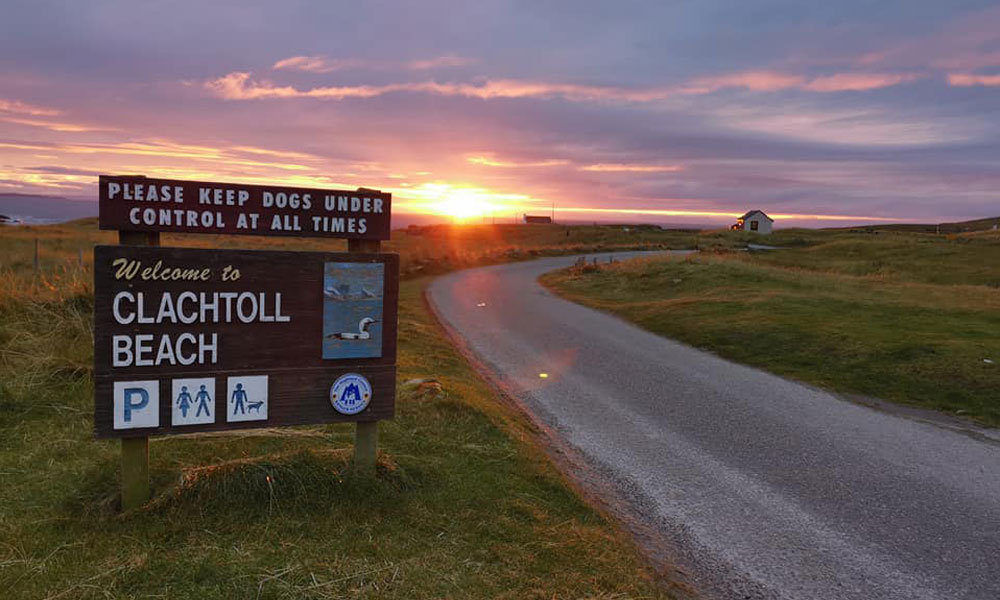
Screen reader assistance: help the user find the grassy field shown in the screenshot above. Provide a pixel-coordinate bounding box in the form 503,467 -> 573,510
0,218 -> 708,286
0,222 -> 686,599
543,228 -> 1000,426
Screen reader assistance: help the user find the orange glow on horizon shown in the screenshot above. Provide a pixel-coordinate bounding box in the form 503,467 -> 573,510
391,182 -> 534,221
391,199 -> 913,224
436,195 -> 492,219
0,133 -> 918,226
527,206 -> 908,222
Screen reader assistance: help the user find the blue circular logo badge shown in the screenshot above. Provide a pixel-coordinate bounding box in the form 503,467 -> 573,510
330,373 -> 372,415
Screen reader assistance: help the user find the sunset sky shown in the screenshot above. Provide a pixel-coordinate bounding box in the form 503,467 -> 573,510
1,1 -> 998,227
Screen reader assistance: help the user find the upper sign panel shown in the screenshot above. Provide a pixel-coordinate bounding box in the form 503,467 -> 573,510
98,175 -> 392,240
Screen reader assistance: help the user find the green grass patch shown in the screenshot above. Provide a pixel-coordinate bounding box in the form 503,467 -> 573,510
751,229 -> 1000,287
543,235 -> 1000,426
0,224 -> 671,598
0,218 -> 717,296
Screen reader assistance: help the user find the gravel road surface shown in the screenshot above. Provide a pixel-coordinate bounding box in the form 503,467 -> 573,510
426,253 -> 1000,600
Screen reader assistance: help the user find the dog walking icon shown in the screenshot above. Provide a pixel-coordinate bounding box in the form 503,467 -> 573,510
227,377 -> 267,422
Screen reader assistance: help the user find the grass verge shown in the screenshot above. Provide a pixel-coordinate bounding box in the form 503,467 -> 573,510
0,225 -> 672,598
542,232 -> 1000,426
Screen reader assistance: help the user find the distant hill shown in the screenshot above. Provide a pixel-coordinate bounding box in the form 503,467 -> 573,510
0,193 -> 97,224
837,216 -> 1000,234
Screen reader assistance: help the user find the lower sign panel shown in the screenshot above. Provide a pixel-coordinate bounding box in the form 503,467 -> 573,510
92,245 -> 398,439
95,366 -> 395,438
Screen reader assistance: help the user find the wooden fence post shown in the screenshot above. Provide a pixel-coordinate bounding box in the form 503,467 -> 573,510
348,237 -> 380,475
34,238 -> 39,273
117,230 -> 159,510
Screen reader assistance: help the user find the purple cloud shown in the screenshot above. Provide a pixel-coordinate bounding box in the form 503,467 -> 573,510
0,0 -> 997,226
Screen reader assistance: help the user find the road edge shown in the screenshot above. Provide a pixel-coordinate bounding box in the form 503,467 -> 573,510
422,276 -> 699,600
538,266 -> 1000,445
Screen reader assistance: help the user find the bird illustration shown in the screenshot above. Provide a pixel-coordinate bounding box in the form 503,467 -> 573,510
324,286 -> 344,300
326,317 -> 377,340
361,287 -> 376,298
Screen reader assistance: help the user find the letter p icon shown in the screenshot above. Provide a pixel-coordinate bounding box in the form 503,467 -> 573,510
123,388 -> 149,422
113,380 -> 160,430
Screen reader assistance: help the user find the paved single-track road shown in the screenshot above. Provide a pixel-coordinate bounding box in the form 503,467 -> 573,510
427,252 -> 1000,600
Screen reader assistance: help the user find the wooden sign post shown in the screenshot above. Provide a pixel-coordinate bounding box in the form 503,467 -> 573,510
96,175 -> 396,510
348,238 -> 381,473
117,231 -> 159,510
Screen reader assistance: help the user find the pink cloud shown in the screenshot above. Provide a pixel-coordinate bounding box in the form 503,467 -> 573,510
680,70 -> 917,95
0,98 -> 114,133
680,70 -> 805,94
207,68 -> 917,107
272,56 -> 367,73
406,56 -> 475,70
465,154 -> 684,173
948,73 -> 1000,87
272,54 -> 475,73
580,163 -> 683,173
205,71 -> 677,102
803,72 -> 921,92
463,80 -> 673,101
0,98 -> 61,116
848,6 -> 1000,75
717,107 -> 977,146
467,155 -> 569,167
205,72 -> 305,99
0,116 -> 104,132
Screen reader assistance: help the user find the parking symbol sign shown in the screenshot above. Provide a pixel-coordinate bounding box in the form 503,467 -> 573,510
113,380 -> 159,430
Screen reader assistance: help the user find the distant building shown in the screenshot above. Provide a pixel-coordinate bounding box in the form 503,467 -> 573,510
523,214 -> 553,224
731,210 -> 773,234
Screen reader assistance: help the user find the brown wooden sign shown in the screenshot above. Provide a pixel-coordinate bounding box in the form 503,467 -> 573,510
93,245 -> 399,438
98,175 -> 392,240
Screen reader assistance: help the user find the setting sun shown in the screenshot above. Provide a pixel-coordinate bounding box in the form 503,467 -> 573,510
435,189 -> 496,220
393,182 -> 536,221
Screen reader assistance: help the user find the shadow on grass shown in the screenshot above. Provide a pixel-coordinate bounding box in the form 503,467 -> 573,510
68,449 -> 420,520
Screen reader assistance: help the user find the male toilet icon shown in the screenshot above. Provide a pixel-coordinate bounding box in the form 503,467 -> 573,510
195,384 -> 212,418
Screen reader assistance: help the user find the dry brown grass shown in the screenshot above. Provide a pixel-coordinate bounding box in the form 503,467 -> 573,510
0,219 -> 676,599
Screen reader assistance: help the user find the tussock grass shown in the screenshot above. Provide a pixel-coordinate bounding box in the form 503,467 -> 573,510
751,228 -> 1000,286
0,219 -> 707,299
0,222 -> 672,599
545,233 -> 1000,426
